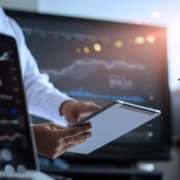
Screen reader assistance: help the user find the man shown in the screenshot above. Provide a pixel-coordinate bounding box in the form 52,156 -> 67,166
0,7 -> 100,159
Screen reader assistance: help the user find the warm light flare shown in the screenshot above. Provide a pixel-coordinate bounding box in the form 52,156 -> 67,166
83,46 -> 90,54
147,35 -> 156,43
152,11 -> 160,19
93,43 -> 102,52
134,36 -> 145,45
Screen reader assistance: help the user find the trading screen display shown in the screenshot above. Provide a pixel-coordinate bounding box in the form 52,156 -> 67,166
7,10 -> 171,161
0,34 -> 36,170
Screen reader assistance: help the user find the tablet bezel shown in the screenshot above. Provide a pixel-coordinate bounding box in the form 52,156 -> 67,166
68,100 -> 161,127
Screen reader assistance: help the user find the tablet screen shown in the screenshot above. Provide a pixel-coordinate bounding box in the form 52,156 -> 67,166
68,101 -> 160,154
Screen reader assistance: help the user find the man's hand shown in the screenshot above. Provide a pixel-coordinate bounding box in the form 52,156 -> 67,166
33,122 -> 91,159
60,100 -> 101,124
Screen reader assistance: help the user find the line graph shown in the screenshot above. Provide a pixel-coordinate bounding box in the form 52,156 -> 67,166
0,133 -> 23,142
127,131 -> 154,139
41,58 -> 147,81
0,51 -> 12,62
0,94 -> 13,101
0,119 -> 20,125
63,88 -> 145,103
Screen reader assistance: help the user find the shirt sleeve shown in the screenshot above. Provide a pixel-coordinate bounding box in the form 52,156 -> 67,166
23,46 -> 73,124
7,15 -> 73,125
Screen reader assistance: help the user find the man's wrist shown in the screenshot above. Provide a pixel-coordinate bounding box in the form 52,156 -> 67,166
59,99 -> 76,117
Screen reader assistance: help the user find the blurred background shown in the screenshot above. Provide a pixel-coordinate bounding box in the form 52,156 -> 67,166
0,1 -> 180,180
0,0 -> 179,137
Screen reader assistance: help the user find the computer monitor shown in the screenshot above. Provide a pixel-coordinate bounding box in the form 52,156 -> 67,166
6,9 -> 171,164
0,34 -> 37,170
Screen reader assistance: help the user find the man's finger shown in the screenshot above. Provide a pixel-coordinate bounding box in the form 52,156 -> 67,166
63,131 -> 91,145
60,124 -> 92,137
62,133 -> 91,152
78,102 -> 101,119
80,102 -> 101,112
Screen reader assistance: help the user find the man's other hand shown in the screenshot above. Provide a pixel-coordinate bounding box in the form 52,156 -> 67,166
33,122 -> 91,159
60,100 -> 101,124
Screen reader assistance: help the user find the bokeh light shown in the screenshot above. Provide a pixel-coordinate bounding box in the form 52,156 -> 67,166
93,43 -> 102,52
114,40 -> 123,48
147,35 -> 156,43
83,46 -> 90,54
134,36 -> 145,44
152,11 -> 160,19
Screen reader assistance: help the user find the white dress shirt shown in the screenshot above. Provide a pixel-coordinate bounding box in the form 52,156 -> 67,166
0,7 -> 72,124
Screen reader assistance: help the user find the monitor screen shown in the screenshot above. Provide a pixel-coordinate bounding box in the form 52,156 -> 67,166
0,34 -> 37,171
6,10 -> 171,165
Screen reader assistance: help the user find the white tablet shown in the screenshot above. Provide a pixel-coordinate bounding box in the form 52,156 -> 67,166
68,100 -> 161,154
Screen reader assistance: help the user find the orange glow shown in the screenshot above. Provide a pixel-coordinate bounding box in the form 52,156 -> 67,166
83,46 -> 90,54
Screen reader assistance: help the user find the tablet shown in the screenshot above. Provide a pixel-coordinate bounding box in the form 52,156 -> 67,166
68,100 -> 161,154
